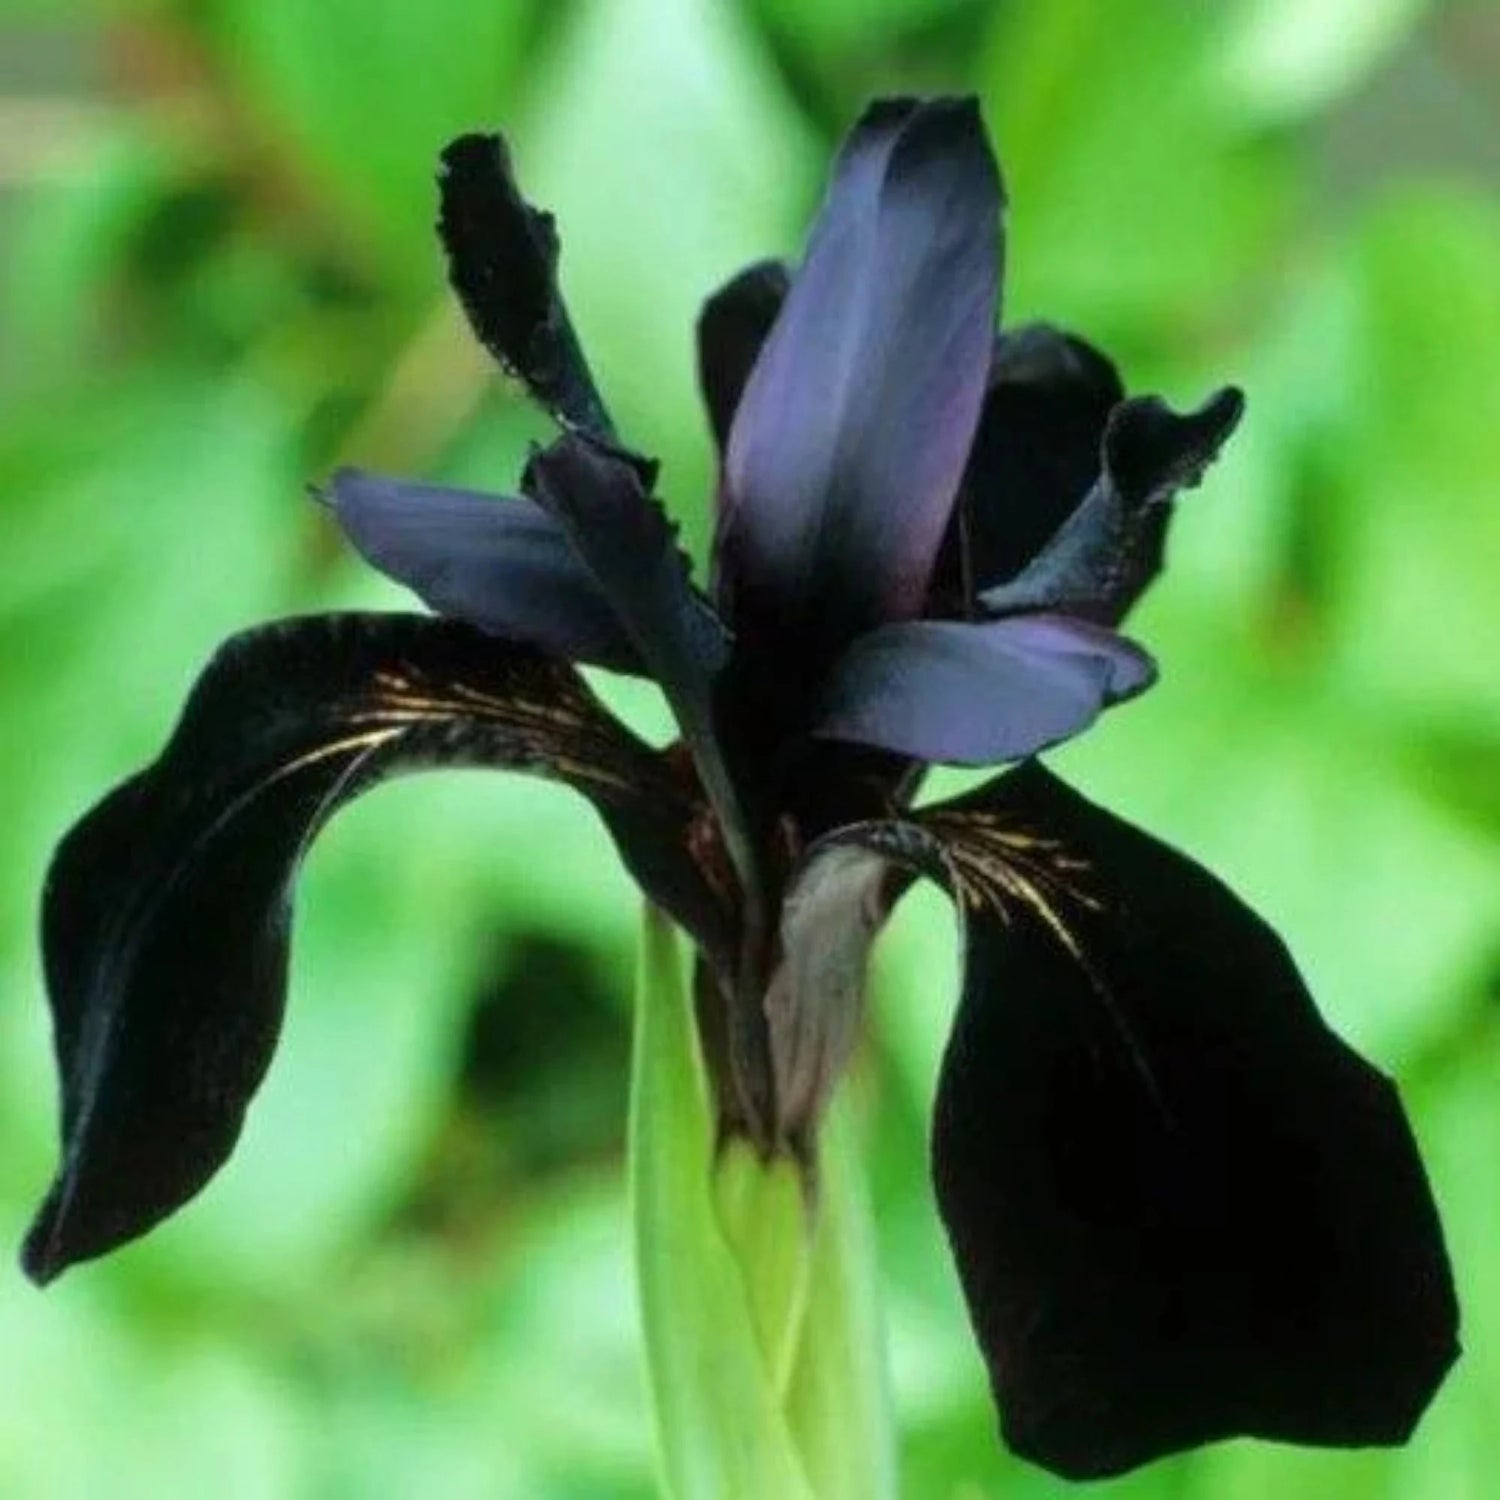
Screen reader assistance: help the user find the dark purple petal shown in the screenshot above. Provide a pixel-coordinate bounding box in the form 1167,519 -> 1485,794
931,325 -> 1124,609
812,613 -> 1154,766
325,468 -> 642,673
717,97 -> 1003,648
21,613 -> 724,1284
520,435 -> 753,870
696,259 -> 790,453
522,435 -> 769,1130
438,134 -> 612,436
982,386 -> 1244,624
792,764 -> 1457,1477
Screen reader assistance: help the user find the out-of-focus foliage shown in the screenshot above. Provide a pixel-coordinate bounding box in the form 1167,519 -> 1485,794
0,0 -> 1495,1495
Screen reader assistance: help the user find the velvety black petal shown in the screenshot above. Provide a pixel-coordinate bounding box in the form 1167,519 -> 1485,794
438,133 -> 612,436
982,386 -> 1244,624
696,259 -> 790,453
791,763 -> 1457,1477
932,325 -> 1124,609
812,614 -> 1154,766
717,97 -> 1003,649
325,468 -> 642,673
22,613 -> 724,1284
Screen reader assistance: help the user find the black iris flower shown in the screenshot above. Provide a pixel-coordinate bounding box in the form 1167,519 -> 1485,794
24,98 -> 1457,1480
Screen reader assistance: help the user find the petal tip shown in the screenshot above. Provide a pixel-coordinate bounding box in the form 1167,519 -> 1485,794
437,130 -> 506,179
315,466 -> 362,511
19,1195 -> 69,1288
1104,384 -> 1247,509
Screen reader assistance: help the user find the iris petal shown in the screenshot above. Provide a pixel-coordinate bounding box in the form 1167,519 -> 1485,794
22,613 -> 721,1283
932,324 -> 1124,608
983,386 -> 1244,624
438,133 -> 612,436
785,764 -> 1458,1478
812,613 -> 1154,766
325,468 -> 642,673
696,259 -> 790,454
718,97 -> 1003,650
520,435 -> 756,890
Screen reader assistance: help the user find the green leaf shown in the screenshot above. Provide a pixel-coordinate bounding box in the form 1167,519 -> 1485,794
713,1139 -> 814,1398
978,0 -> 1289,341
212,0 -> 536,284
1325,190 -> 1500,737
751,0 -> 970,54
783,1105 -> 898,1500
1217,0 -> 1430,123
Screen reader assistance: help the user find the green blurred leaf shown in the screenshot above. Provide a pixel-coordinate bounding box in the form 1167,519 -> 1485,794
212,0 -> 536,283
1219,0 -> 1431,122
1324,189 -> 1500,736
1,126 -> 170,397
752,0 -> 969,53
980,0 -> 1290,341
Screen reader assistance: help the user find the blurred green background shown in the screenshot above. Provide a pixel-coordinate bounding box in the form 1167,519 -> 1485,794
1,0 -> 1496,1495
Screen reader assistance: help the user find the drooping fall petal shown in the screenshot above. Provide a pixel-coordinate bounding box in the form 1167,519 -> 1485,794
718,97 -> 1003,651
812,613 -> 1154,766
22,613 -> 722,1284
782,763 -> 1458,1478
325,468 -> 642,673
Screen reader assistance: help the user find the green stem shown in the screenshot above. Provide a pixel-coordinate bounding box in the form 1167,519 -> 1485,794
629,905 -> 896,1500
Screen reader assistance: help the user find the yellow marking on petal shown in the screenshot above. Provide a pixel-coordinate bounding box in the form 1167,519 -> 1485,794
921,807 -> 1169,1120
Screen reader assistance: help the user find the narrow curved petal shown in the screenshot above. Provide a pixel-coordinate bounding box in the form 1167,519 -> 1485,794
325,468 -> 642,673
982,386 -> 1244,624
520,434 -> 757,891
790,765 -> 1458,1478
22,613 -> 724,1284
718,97 -> 1003,647
812,614 -> 1154,766
930,325 -> 1123,609
521,435 -> 770,1130
696,259 -> 789,453
438,133 -> 613,436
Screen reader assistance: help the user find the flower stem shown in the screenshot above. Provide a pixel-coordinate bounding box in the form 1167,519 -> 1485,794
629,904 -> 896,1500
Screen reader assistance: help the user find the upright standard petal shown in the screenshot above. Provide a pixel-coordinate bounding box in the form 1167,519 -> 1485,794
787,764 -> 1458,1478
983,386 -> 1244,624
718,98 -> 1002,649
325,469 -> 642,673
931,325 -> 1123,609
812,614 -> 1154,766
23,613 -> 724,1284
438,133 -> 613,436
695,259 -> 789,453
